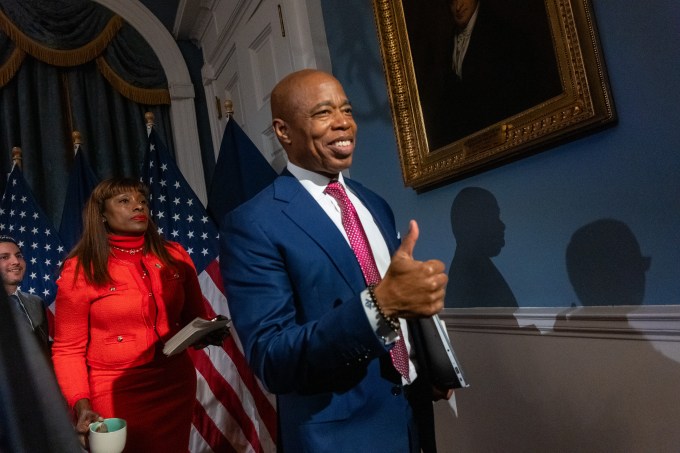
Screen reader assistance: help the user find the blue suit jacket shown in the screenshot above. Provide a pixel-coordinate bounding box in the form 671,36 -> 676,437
220,172 -> 427,452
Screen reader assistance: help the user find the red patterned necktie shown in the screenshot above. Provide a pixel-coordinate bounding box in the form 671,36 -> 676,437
324,180 -> 410,382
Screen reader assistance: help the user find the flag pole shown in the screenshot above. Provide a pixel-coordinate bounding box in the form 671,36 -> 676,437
142,116 -> 277,451
11,146 -> 22,170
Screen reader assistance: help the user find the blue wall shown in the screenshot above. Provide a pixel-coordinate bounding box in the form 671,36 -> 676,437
321,0 -> 680,307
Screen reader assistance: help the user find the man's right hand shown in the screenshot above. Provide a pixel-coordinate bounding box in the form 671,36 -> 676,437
373,220 -> 447,319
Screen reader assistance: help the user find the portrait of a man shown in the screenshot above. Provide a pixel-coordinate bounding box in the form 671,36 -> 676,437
403,0 -> 563,150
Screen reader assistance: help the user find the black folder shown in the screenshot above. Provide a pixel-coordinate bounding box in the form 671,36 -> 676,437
415,314 -> 469,389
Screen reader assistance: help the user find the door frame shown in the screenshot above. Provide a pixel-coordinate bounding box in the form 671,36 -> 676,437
175,0 -> 331,164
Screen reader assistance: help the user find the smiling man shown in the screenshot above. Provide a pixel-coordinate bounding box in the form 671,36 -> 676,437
219,69 -> 450,452
0,235 -> 50,353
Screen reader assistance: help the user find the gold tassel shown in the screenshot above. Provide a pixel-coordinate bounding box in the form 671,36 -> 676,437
96,56 -> 170,105
0,46 -> 26,88
0,9 -> 123,67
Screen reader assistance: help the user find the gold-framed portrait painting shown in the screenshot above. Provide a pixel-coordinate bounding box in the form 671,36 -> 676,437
373,0 -> 616,191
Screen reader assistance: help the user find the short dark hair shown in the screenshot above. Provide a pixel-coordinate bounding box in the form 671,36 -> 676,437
0,235 -> 19,248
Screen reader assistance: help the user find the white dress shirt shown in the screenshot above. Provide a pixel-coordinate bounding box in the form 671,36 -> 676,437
287,162 -> 417,383
452,4 -> 480,78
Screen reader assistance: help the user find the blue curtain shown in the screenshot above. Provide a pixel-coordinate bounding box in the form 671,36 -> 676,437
0,0 -> 175,227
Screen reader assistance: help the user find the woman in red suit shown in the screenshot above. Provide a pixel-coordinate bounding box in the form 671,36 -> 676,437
52,178 -> 223,452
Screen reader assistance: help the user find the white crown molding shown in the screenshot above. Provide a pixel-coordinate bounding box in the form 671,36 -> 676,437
439,306 -> 680,342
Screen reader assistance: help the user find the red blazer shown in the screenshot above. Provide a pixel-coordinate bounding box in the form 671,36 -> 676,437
52,242 -> 206,408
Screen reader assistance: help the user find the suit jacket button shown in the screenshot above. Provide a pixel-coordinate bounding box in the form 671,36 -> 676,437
117,336 -> 123,342
391,386 -> 402,396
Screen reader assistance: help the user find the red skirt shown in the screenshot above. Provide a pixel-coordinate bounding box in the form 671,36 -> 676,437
89,351 -> 196,453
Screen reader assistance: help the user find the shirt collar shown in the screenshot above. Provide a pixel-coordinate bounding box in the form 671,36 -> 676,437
286,162 -> 347,197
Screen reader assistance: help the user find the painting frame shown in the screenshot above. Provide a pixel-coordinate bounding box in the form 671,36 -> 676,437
372,0 -> 616,191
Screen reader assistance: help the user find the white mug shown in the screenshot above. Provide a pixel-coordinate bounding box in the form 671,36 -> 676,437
88,418 -> 127,453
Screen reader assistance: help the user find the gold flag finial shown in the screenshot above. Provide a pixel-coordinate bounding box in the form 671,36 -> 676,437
11,146 -> 22,169
145,112 -> 155,136
71,131 -> 83,151
224,99 -> 234,117
72,130 -> 82,145
145,111 -> 155,126
71,131 -> 83,156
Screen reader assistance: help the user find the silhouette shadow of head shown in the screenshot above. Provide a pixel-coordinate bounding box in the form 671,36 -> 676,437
447,187 -> 517,308
450,187 -> 505,257
566,219 -> 651,306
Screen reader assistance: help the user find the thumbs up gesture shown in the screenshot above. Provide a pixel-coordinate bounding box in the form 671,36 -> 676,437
373,220 -> 447,318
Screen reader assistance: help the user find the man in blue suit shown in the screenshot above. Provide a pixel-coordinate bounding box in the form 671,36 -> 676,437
220,69 -> 450,452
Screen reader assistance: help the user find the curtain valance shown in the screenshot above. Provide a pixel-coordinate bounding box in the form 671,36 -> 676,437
0,0 -> 169,104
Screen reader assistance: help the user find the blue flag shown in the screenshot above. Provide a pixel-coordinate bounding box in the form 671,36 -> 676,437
0,165 -> 66,305
206,118 -> 277,225
59,145 -> 100,252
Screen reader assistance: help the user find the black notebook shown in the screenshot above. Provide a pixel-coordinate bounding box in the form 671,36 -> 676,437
415,314 -> 469,389
163,316 -> 231,356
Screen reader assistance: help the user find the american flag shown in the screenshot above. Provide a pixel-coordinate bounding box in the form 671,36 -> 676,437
0,164 -> 66,335
141,126 -> 277,452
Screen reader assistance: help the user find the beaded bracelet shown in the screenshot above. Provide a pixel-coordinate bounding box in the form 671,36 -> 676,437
368,284 -> 401,332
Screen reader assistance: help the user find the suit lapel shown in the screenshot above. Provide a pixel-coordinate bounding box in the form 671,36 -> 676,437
274,174 -> 405,384
273,174 -> 366,290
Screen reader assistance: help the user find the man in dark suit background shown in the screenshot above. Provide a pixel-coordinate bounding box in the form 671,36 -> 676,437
0,280 -> 81,452
0,236 -> 78,451
220,69 -> 450,452
0,235 -> 49,354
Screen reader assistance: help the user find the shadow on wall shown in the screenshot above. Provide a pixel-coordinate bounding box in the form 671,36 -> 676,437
445,193 -> 652,309
541,221 -> 680,451
445,187 -> 517,308
437,218 -> 680,452
566,218 -> 651,306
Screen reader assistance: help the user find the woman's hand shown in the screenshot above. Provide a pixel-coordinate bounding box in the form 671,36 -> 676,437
74,398 -> 103,449
192,315 -> 231,349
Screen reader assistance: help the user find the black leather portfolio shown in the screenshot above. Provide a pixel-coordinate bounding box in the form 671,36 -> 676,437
415,314 -> 469,389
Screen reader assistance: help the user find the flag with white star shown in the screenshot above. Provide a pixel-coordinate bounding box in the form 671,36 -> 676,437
141,129 -> 219,273
0,165 -> 66,306
141,127 -> 276,453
